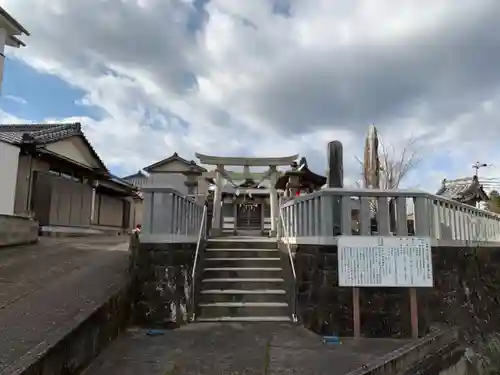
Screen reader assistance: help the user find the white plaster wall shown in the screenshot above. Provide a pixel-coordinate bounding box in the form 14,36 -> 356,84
126,175 -> 148,188
147,172 -> 188,195
0,141 -> 20,215
45,137 -> 100,169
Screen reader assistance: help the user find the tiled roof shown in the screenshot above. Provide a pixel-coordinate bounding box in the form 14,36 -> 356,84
144,152 -> 207,172
0,122 -> 108,172
275,157 -> 326,190
436,176 -> 489,202
109,174 -> 137,188
0,123 -> 82,145
122,170 -> 149,180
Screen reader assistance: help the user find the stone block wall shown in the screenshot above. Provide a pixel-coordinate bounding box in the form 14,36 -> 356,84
130,235 -> 202,328
422,246 -> 500,343
0,214 -> 38,247
19,288 -> 130,375
290,244 -> 500,339
283,244 -> 354,336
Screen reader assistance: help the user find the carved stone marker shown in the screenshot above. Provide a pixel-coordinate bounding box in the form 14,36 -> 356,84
326,141 -> 344,236
327,141 -> 344,188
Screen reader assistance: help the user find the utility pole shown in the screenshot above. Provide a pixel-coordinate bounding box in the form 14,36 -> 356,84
472,161 -> 489,177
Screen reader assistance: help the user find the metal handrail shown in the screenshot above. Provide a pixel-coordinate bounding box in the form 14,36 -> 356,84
190,204 -> 207,321
279,209 -> 298,323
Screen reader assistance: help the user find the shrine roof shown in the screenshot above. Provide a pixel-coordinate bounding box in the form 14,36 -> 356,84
436,175 -> 489,203
275,157 -> 326,190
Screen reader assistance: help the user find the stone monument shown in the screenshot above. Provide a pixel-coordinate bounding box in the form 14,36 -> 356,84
327,141 -> 344,188
327,141 -> 344,235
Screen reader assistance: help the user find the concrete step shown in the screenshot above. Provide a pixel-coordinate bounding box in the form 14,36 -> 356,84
200,289 -> 287,303
198,301 -> 290,319
196,316 -> 292,322
235,225 -> 261,230
204,257 -> 281,268
207,240 -> 277,250
205,248 -> 279,258
203,267 -> 283,279
198,238 -> 289,321
201,278 -> 285,290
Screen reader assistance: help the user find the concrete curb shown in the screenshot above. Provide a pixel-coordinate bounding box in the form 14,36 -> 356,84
347,327 -> 461,375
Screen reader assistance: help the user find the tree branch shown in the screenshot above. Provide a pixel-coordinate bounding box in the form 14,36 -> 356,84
356,133 -> 422,190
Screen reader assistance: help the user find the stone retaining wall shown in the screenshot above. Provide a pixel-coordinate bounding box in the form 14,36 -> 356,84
130,237 -> 202,327
0,214 -> 38,247
347,328 -> 464,375
284,243 -> 500,339
2,286 -> 130,375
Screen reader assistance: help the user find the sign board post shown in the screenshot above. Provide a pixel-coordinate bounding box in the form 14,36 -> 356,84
337,236 -> 433,339
410,287 -> 418,339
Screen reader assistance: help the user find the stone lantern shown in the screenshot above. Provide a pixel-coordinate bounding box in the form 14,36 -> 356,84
285,162 -> 305,197
285,175 -> 303,197
183,163 -> 202,197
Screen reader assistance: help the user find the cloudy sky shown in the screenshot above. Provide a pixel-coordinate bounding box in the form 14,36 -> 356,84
2,0 -> 500,191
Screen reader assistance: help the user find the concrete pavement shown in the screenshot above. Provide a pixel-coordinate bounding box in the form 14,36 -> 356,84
0,237 -> 130,373
0,237 -> 425,375
83,323 -> 414,375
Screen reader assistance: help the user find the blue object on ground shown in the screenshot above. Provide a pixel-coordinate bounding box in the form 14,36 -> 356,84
146,329 -> 166,336
323,335 -> 341,344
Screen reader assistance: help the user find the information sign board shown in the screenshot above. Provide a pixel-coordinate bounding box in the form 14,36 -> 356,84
337,236 -> 433,287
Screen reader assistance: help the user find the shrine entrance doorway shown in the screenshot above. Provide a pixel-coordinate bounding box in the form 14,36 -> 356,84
236,203 -> 262,232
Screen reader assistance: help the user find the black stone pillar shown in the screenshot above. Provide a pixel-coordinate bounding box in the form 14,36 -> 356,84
327,141 -> 344,188
327,141 -> 344,235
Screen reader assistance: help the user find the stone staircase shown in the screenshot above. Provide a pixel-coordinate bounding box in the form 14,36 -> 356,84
196,237 -> 292,322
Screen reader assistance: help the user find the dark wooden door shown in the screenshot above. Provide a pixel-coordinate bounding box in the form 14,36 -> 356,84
236,203 -> 262,231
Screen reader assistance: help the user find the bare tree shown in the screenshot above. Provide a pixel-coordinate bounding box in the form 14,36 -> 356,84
356,134 -> 422,190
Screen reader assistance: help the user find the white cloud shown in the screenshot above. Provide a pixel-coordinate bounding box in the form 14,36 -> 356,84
2,0 -> 500,193
3,94 -> 27,104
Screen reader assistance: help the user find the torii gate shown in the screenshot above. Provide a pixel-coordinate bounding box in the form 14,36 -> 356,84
195,153 -> 298,236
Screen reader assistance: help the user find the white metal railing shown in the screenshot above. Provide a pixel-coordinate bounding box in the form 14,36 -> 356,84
140,186 -> 205,243
279,188 -> 500,246
279,209 -> 298,322
190,204 -> 207,320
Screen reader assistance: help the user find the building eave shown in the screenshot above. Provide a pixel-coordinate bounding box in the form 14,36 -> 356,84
0,137 -> 17,146
0,123 -> 109,174
6,35 -> 25,48
122,170 -> 148,180
36,148 -> 105,175
0,6 -> 30,36
144,152 -> 206,173
39,132 -> 109,173
98,176 -> 138,196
